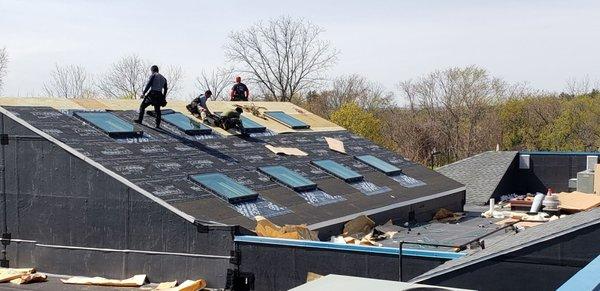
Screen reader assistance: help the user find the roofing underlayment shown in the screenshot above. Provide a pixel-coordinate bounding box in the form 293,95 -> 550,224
0,98 -> 464,231
437,151 -> 518,206
410,207 -> 600,283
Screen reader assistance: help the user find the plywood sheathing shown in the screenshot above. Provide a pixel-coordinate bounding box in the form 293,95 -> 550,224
0,98 -> 345,135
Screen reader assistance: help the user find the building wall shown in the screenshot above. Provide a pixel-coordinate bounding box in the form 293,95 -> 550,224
0,113 -> 236,286
237,242 -> 451,291
516,153 -> 592,193
421,223 -> 600,291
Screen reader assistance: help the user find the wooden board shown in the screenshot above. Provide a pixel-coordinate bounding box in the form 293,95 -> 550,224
0,98 -> 345,134
557,191 -> 600,212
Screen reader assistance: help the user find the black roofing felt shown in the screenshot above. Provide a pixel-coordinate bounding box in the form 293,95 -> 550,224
436,151 -> 518,206
4,106 -> 464,230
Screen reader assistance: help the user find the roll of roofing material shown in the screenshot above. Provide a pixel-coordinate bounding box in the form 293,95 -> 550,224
530,193 -> 546,213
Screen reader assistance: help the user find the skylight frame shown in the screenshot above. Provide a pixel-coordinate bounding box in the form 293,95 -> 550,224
311,160 -> 364,182
258,165 -> 318,191
264,111 -> 310,129
355,155 -> 402,176
74,111 -> 143,138
161,112 -> 212,135
190,173 -> 259,204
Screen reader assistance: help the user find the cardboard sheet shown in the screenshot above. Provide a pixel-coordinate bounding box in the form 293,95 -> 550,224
342,215 -> 375,237
255,216 -> 318,240
0,268 -> 35,283
61,274 -> 147,287
156,280 -> 178,289
324,137 -> 346,154
265,144 -> 308,156
306,272 -> 323,283
10,273 -> 47,285
156,279 -> 206,291
558,191 -> 600,212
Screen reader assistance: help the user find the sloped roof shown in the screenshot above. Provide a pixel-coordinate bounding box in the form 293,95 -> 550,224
0,98 -> 464,231
437,151 -> 518,205
410,207 -> 600,283
0,98 -> 344,135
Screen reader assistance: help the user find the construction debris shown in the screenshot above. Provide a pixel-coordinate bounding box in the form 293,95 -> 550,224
61,274 -> 147,287
306,272 -> 323,283
155,280 -> 178,289
432,208 -> 465,223
239,103 -> 268,119
265,144 -> 308,156
156,279 -> 206,291
324,137 -> 346,154
343,215 -> 375,238
255,216 -> 318,240
10,273 -> 47,285
0,268 -> 36,283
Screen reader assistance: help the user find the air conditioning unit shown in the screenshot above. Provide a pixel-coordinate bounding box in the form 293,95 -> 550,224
587,155 -> 598,171
577,170 -> 595,194
568,178 -> 578,190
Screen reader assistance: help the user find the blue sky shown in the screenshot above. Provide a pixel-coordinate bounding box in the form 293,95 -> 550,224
1,0 -> 599,101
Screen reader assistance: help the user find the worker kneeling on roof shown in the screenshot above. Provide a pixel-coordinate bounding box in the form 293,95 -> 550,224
186,90 -> 213,120
218,106 -> 245,133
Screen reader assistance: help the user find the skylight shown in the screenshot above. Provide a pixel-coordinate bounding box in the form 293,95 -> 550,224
355,155 -> 402,176
162,112 -> 212,135
312,160 -> 364,182
265,111 -> 310,129
190,173 -> 258,204
74,111 -> 143,138
258,166 -> 317,191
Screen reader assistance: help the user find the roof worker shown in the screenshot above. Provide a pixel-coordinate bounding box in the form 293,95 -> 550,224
219,106 -> 245,133
230,76 -> 249,101
186,90 -> 213,120
134,65 -> 168,128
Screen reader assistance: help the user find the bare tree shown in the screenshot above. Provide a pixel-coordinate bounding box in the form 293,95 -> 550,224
327,74 -> 393,111
97,54 -> 147,99
0,47 -> 8,94
196,67 -> 234,100
43,64 -> 94,98
565,76 -> 592,96
98,55 -> 184,99
397,66 -> 508,162
225,16 -> 339,101
162,65 -> 184,97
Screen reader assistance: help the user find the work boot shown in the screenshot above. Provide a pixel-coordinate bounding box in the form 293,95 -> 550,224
133,119 -> 142,124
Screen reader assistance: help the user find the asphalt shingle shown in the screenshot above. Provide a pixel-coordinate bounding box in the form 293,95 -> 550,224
410,207 -> 600,283
437,151 -> 518,205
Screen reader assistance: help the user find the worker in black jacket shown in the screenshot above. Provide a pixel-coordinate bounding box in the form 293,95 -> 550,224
230,76 -> 249,101
134,65 -> 168,128
219,106 -> 245,133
